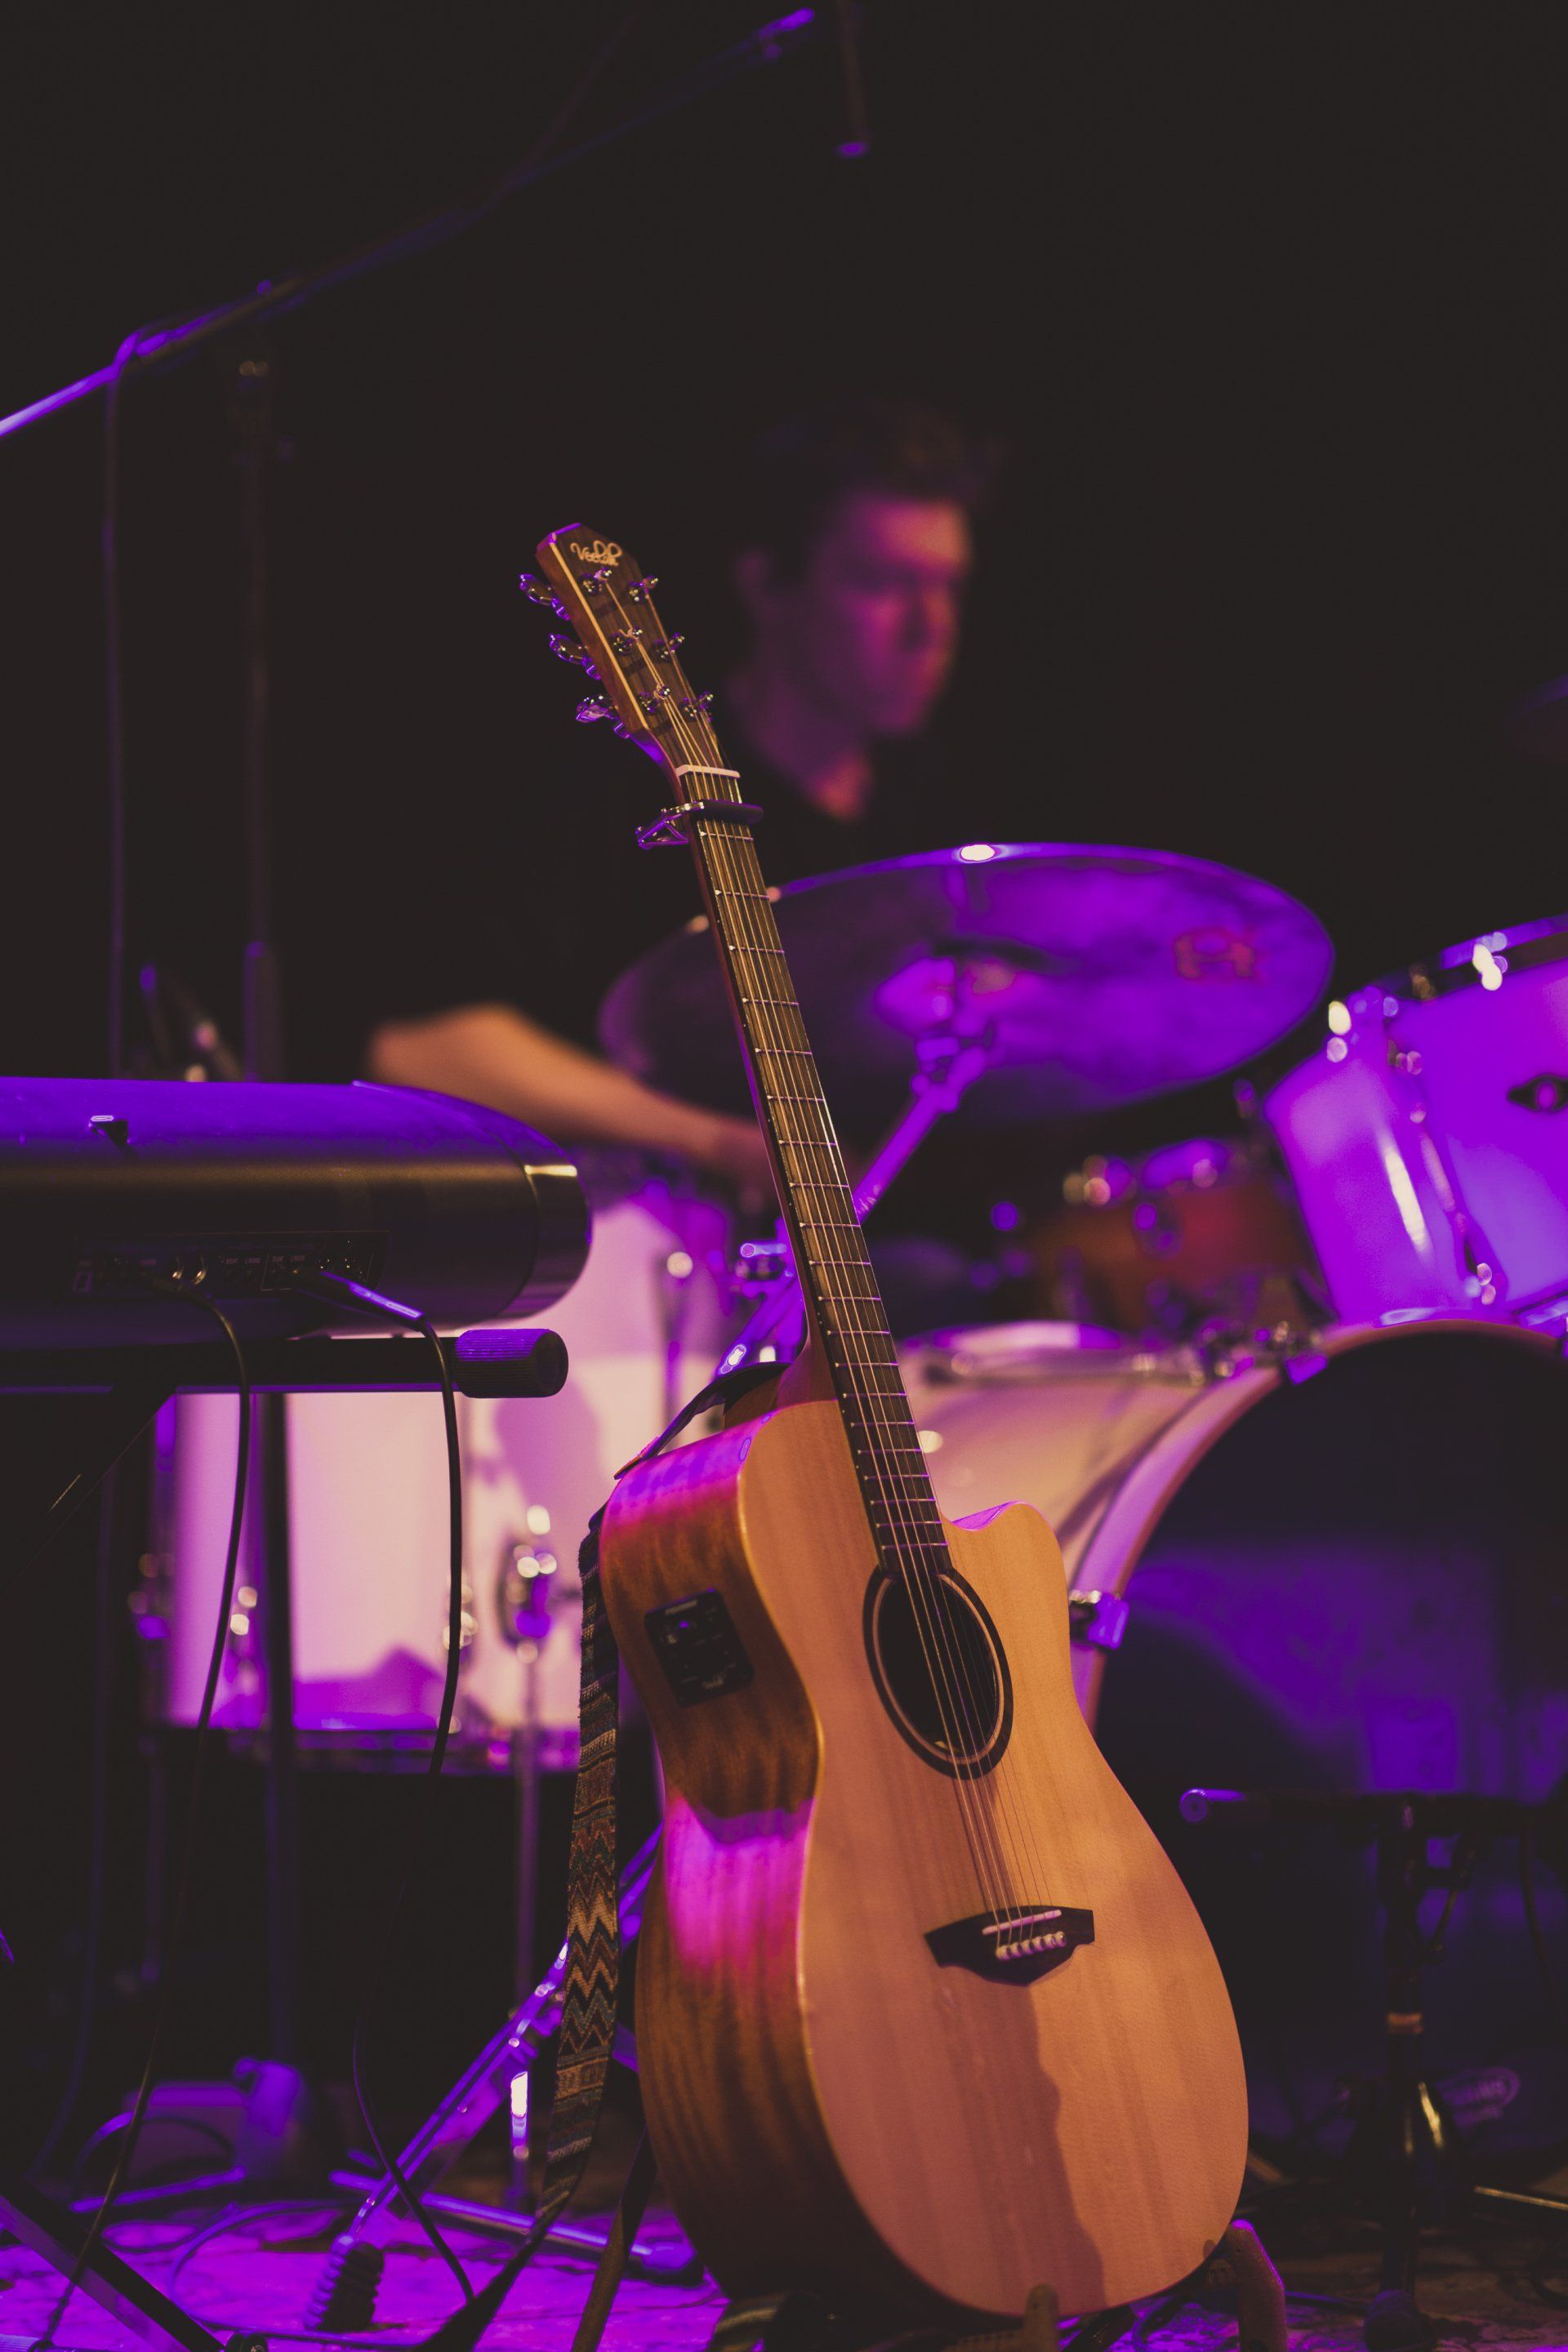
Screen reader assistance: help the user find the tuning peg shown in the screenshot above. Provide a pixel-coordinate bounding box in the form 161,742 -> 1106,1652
549,635 -> 596,673
518,573 -> 558,606
651,634 -> 685,660
575,697 -> 615,725
627,575 -> 660,604
679,690 -> 717,718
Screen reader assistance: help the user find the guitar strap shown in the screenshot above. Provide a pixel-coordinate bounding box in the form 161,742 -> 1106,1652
421,1360 -> 779,2352
545,1354 -> 782,2200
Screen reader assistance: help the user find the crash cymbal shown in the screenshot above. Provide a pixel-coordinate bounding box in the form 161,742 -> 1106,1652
599,841 -> 1334,1128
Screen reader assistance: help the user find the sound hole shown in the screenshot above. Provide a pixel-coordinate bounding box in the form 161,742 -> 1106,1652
863,1566 -> 1013,1779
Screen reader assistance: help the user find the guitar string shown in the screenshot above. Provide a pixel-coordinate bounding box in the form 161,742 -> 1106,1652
653,661 -> 1045,1918
584,570 -> 1007,1907
660,695 -> 1057,1918
587,568 -> 1030,1914
697,806 -> 1013,1909
696,803 -> 1049,1920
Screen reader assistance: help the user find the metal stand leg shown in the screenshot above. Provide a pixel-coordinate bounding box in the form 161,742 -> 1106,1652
0,2168 -> 224,2352
307,1832 -> 662,2329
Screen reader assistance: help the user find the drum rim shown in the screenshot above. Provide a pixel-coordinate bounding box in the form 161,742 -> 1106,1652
1066,1314 -> 1566,1718
1370,913 -> 1568,1003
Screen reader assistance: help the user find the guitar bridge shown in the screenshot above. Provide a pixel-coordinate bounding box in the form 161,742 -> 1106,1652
925,1905 -> 1094,1985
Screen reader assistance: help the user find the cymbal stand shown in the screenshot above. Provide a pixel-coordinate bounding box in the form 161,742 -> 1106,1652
718,1027 -> 998,1375
1182,1786 -> 1568,2352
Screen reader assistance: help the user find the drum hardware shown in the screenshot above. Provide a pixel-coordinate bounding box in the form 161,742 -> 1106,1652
718,1024 -> 1000,1374
1064,1590 -> 1129,1652
1183,1787 -> 1568,2352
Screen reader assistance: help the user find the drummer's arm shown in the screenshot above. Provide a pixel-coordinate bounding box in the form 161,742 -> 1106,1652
365,1001 -> 772,1196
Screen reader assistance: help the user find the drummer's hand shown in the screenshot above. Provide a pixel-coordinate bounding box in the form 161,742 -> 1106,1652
688,1111 -> 776,1215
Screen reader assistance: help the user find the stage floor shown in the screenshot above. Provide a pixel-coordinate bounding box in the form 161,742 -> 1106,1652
2,2191 -> 1566,2350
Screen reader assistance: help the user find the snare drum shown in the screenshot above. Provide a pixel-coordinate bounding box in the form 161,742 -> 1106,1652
1267,919 -> 1568,1326
900,1316 -> 1568,2154
149,1181 -> 736,1754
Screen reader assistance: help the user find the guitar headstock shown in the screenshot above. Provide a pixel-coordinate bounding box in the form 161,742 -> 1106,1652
523,524 -> 724,779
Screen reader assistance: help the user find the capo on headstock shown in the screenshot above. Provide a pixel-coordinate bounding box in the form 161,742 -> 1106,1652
636,775 -> 764,853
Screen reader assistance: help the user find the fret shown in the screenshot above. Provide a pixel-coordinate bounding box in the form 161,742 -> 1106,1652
680,775 -> 956,1584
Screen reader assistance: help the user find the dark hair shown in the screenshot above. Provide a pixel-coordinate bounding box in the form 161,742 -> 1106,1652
734,395 -> 998,579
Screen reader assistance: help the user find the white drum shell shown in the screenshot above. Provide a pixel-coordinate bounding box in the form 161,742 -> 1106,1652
1266,951 -> 1568,1324
155,1186 -> 734,1746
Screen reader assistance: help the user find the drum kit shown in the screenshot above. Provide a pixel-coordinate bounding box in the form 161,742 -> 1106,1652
149,842 -> 1568,2160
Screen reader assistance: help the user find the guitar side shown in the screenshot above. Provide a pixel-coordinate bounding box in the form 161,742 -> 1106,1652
601,1397 -> 1249,2323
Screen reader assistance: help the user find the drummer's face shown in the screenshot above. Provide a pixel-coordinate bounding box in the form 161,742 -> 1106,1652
777,492 -> 972,736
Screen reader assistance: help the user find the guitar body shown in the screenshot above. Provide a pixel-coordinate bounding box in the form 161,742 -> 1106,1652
602,1396 -> 1249,2324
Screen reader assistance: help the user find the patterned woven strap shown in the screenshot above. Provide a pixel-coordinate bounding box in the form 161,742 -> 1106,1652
538,1504 -> 622,2206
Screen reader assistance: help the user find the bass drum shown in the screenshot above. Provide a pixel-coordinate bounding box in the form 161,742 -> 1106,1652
900,1317 -> 1568,2160
151,1179 -> 735,1757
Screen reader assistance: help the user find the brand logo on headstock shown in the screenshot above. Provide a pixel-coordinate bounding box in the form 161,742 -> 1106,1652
569,537 -> 622,567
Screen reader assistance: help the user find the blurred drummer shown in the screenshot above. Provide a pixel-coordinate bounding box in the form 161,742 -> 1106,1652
364,397 -> 994,1195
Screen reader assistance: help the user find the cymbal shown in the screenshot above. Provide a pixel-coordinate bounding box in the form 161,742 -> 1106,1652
599,841 -> 1334,1128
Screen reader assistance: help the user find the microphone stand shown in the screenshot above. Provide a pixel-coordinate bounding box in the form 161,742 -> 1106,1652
0,9 -> 817,445
227,341 -> 318,2158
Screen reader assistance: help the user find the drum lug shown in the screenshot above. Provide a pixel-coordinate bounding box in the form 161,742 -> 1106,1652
1067,1588 -> 1129,1652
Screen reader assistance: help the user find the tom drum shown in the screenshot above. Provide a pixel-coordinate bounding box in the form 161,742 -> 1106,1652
1266,918 -> 1568,1328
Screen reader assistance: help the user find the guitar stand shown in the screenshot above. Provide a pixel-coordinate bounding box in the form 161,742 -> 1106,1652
1183,1784 -> 1568,2352
612,2216 -> 1285,2352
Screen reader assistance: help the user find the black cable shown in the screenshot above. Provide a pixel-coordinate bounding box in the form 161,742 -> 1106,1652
334,1305 -> 470,2306
32,1282 -> 252,2351
67,2109 -> 235,2194
164,2197 -> 348,2307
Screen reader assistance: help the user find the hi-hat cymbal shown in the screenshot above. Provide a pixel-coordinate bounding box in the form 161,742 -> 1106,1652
599,841 -> 1334,1129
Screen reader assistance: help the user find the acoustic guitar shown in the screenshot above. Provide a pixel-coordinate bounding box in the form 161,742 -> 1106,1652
528,524 -> 1248,2326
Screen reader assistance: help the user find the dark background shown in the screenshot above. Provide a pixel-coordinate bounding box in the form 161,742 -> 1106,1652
5,2 -> 1568,2162
5,3 -> 1568,1094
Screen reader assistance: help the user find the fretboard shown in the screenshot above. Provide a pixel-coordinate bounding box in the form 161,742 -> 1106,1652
680,780 -> 947,1576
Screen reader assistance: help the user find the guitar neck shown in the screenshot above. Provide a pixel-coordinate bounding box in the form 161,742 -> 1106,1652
679,775 -> 944,1565
527,521 -> 946,1568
